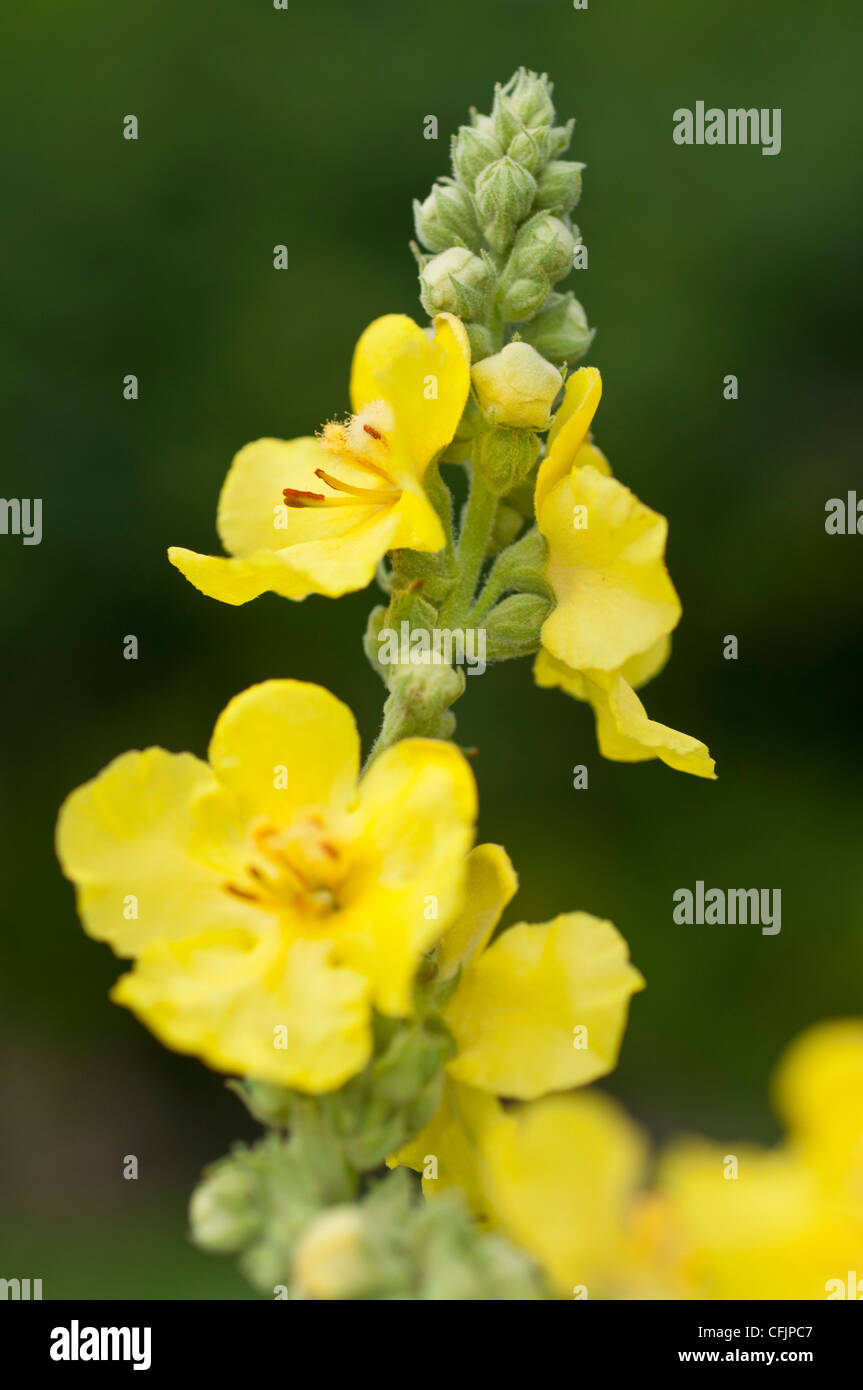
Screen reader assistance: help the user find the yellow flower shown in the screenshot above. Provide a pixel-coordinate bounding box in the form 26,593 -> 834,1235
168,313 -> 471,604
55,680 -> 477,1093
648,1142 -> 857,1300
773,1019 -> 863,1210
532,368 -> 714,778
644,1021 -> 863,1298
393,841 -> 645,1279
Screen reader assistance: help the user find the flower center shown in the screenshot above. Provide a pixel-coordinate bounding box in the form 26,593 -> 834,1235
283,400 -> 401,509
224,815 -> 345,919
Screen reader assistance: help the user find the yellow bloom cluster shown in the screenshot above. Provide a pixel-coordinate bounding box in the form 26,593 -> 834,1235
448,1019 -> 863,1299
56,680 -> 643,1112
167,311 -> 713,777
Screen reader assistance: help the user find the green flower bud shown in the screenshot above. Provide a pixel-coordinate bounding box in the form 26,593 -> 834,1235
484,591 -> 554,661
419,247 -> 493,319
189,1162 -> 262,1254
472,341 -> 563,428
498,215 -> 576,319
506,125 -> 554,174
521,213 -> 577,281
482,526 -> 551,600
413,179 -> 481,253
468,108 -> 495,136
451,124 -> 503,189
548,118 -> 576,157
497,68 -> 556,132
473,157 -> 537,252
518,292 -> 594,365
474,426 -> 541,496
489,92 -> 523,152
534,160 -> 584,214
498,273 -> 549,323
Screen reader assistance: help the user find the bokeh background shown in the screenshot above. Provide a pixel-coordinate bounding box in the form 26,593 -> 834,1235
2,0 -> 862,1297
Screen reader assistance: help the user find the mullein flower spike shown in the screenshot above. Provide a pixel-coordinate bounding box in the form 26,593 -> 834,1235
57,70 -> 734,1300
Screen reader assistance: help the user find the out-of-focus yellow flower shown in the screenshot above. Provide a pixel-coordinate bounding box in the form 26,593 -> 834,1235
773,1019 -> 863,1211
56,680 -> 477,1093
483,1091 -> 649,1297
643,1021 -> 863,1299
393,841 -> 645,1289
168,313 -> 470,604
532,369 -> 714,778
398,1080 -> 649,1298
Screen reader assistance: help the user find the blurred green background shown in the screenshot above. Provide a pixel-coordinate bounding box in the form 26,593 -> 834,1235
2,0 -> 862,1297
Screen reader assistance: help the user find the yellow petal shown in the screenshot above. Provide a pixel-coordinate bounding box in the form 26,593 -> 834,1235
573,437 -> 613,477
539,465 -> 682,672
350,312 -> 470,478
208,680 -> 361,825
483,1091 -> 647,1297
772,1019 -> 863,1195
437,843 -> 518,980
112,930 -> 371,1093
391,1080 -> 509,1220
388,486 -> 446,553
168,510 -> 400,604
336,738 -> 477,1016
654,1140 -> 858,1299
534,643 -> 712,778
216,437 -> 335,557
593,674 -> 716,778
534,636 -> 671,701
535,367 -> 602,512
446,912 -> 644,1099
55,748 -> 256,956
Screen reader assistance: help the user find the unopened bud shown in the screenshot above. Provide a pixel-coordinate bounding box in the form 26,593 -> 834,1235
522,214 -> 577,281
472,342 -> 563,428
413,180 -> 481,253
452,124 -> 503,189
518,293 -> 593,365
189,1164 -> 262,1254
507,125 -> 554,174
419,247 -> 493,319
496,68 -> 556,133
474,157 -> 537,252
534,161 -> 584,214
498,273 -> 548,323
474,425 -> 541,496
548,119 -> 576,158
498,215 -> 576,318
292,1206 -> 368,1300
484,591 -> 554,661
